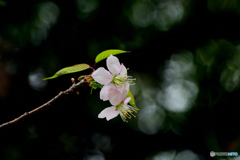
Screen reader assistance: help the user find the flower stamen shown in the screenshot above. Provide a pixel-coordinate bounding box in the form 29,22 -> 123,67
116,102 -> 137,122
112,72 -> 136,88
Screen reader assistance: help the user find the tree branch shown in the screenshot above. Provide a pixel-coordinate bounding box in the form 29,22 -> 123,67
0,80 -> 86,129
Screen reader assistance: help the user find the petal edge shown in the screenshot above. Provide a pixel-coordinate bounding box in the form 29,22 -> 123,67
107,55 -> 121,74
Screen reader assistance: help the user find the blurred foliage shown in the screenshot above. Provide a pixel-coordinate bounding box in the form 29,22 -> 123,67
0,0 -> 6,6
1,0 -> 240,160
208,0 -> 240,14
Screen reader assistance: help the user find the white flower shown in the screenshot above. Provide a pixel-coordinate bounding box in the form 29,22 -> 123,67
98,97 -> 137,122
92,55 -> 135,105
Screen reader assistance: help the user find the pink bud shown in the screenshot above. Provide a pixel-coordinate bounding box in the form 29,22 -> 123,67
71,78 -> 75,83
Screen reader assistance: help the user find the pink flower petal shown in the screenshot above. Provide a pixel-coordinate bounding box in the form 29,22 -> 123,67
98,106 -> 119,121
119,63 -> 127,76
108,88 -> 123,105
107,55 -> 121,74
100,83 -> 117,101
92,67 -> 113,85
124,97 -> 131,105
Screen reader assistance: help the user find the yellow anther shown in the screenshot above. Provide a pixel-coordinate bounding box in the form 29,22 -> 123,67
133,83 -> 135,85
134,78 -> 136,80
127,68 -> 129,70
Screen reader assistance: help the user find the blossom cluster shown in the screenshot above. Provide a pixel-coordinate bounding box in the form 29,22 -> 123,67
92,55 -> 137,122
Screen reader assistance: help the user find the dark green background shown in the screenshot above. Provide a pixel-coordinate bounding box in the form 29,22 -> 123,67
1,0 -> 240,159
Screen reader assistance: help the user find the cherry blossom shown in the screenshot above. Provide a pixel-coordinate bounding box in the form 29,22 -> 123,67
98,97 -> 137,122
92,55 -> 135,105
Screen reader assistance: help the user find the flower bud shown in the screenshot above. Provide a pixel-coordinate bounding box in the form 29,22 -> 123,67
71,78 -> 75,83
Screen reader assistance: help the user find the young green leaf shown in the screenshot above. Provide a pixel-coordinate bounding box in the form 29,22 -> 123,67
95,49 -> 129,63
43,64 -> 90,80
90,81 -> 103,89
127,90 -> 139,110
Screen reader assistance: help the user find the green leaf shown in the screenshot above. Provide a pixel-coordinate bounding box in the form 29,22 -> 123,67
43,64 -> 90,80
127,90 -> 139,110
95,49 -> 129,63
90,81 -> 103,89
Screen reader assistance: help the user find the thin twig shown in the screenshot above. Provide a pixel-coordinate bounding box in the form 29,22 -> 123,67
0,80 -> 86,129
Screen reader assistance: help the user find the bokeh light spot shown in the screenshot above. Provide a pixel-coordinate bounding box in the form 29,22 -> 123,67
138,104 -> 165,135
130,0 -> 190,31
76,0 -> 99,19
28,68 -> 47,91
161,51 -> 198,113
220,45 -> 240,92
130,1 -> 153,27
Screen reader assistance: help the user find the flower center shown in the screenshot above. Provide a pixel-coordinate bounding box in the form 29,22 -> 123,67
116,102 -> 137,122
111,71 -> 136,89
